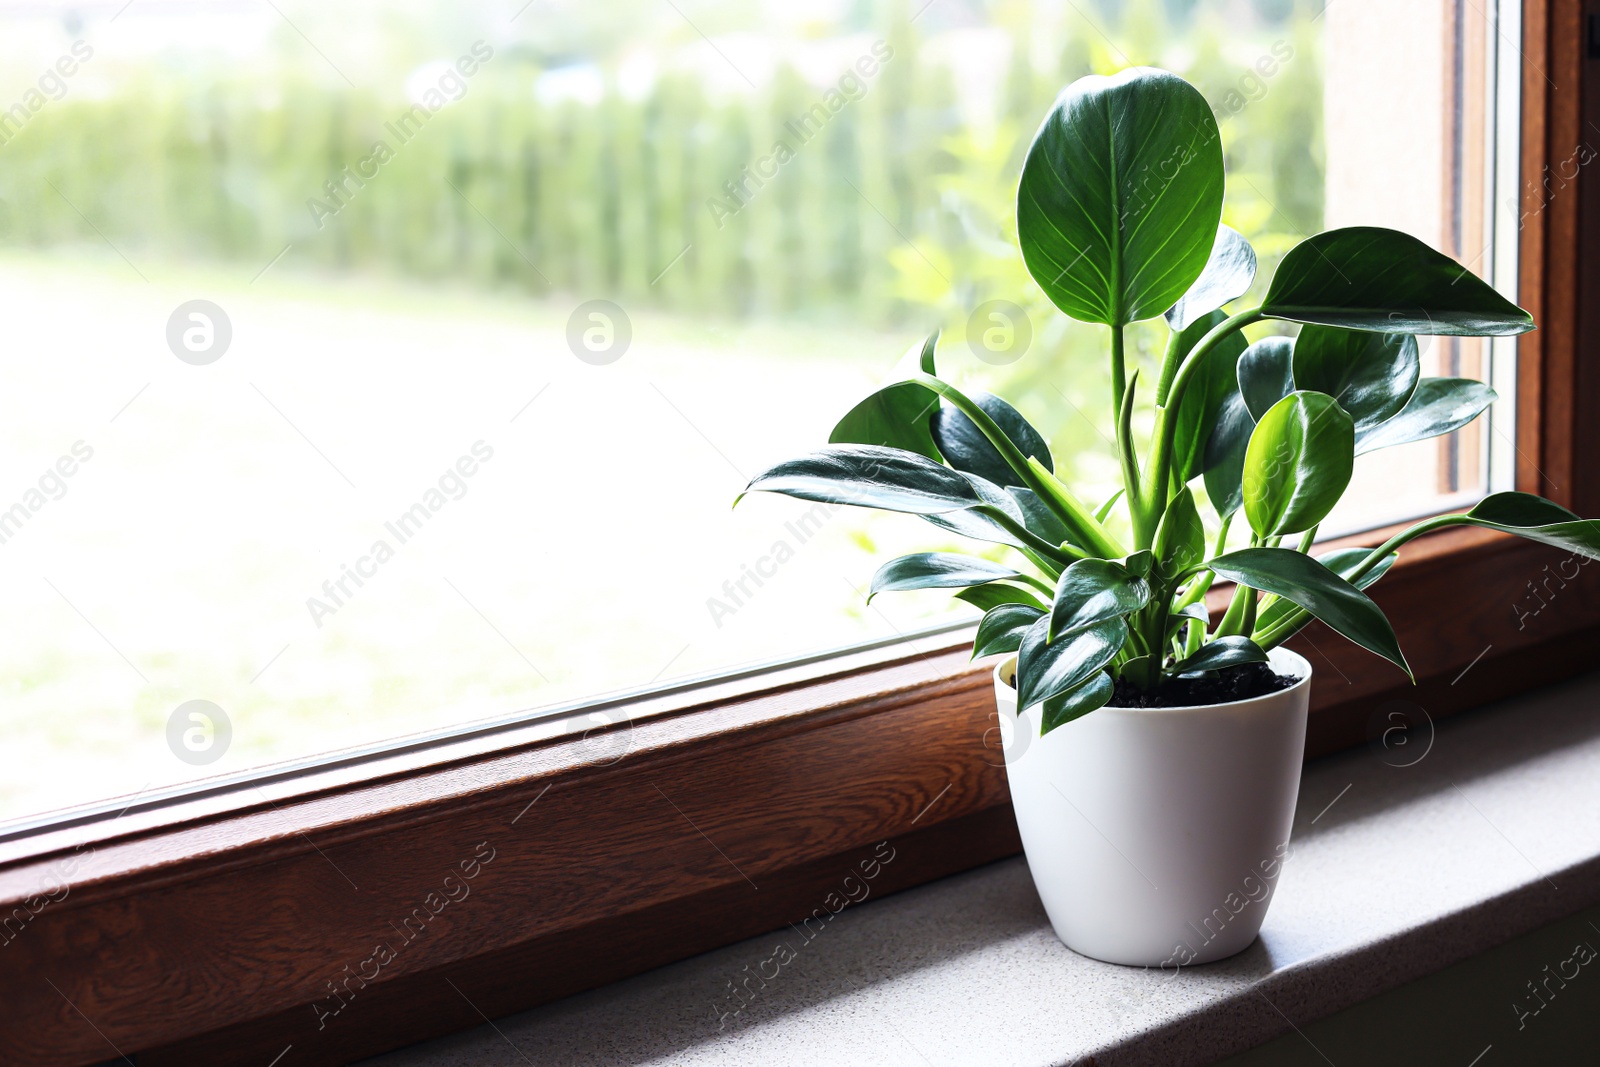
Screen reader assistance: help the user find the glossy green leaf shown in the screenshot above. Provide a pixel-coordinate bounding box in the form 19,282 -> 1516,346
973,603 -> 1046,659
1355,377 -> 1496,455
1471,492 -> 1579,525
1009,487 -> 1073,548
1049,559 -> 1151,641
1171,635 -> 1268,674
1154,487 -> 1206,576
1203,391 -> 1254,518
923,474 -> 1030,551
1169,309 -> 1250,486
1024,456 -> 1127,559
868,552 -> 1019,602
1165,225 -> 1258,332
956,583 -> 1047,613
1040,672 -> 1116,733
1017,615 -> 1128,713
1243,391 -> 1355,537
741,445 -> 980,515
1262,227 -> 1535,335
1291,326 -> 1420,434
1017,68 -> 1224,327
1210,547 -> 1410,676
829,381 -> 942,460
1460,492 -> 1600,560
1237,337 -> 1296,421
1253,546 -> 1397,638
931,392 -> 1052,488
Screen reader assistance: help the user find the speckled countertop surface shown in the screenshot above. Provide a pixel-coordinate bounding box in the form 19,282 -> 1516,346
364,670 -> 1600,1067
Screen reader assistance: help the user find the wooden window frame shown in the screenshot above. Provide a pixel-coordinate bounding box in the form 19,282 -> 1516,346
3,3 -> 1596,1063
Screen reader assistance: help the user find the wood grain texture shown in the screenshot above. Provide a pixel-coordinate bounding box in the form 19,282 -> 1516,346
1519,0 -> 1592,512
1295,532 -> 1600,755
1573,0 -> 1600,518
0,645 -> 1010,1066
140,806 -> 1023,1067
1517,0 -> 1552,499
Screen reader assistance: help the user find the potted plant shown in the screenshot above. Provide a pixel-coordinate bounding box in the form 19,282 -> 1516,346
735,67 -> 1600,967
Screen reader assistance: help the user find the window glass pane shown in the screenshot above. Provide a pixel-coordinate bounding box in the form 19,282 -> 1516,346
0,0 -> 1508,824
1317,0 -> 1507,532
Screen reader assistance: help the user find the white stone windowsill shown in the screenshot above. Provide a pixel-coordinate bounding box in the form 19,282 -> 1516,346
367,670 -> 1600,1067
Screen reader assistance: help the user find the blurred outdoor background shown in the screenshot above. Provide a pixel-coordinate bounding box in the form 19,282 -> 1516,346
0,0 -> 1495,821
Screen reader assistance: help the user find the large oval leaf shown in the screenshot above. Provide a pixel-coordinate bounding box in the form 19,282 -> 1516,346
1355,377 -> 1496,455
1049,558 -> 1151,641
741,445 -> 979,514
1254,545 -> 1398,639
1017,615 -> 1128,713
931,391 -> 1052,487
1237,337 -> 1296,421
973,603 -> 1046,659
868,552 -> 1019,602
1040,671 -> 1115,733
1169,309 -> 1250,486
1017,68 -> 1224,327
1210,547 -> 1410,676
1291,326 -> 1419,434
1262,227 -> 1535,335
829,381 -> 942,460
1461,492 -> 1600,560
1165,224 -> 1258,331
1243,391 -> 1355,537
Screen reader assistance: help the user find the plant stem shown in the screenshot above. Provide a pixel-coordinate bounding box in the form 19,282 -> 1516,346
1214,510 -> 1235,557
914,374 -> 1123,558
1252,513 -> 1472,647
1111,324 -> 1127,428
1017,546 -> 1065,581
1215,532 -> 1262,638
1024,457 -> 1127,559
973,504 -> 1084,569
1345,514 -> 1468,581
1164,307 -> 1265,412
1215,581 -> 1255,638
1154,327 -> 1184,407
1172,569 -> 1214,613
1016,573 -> 1057,599
1117,367 -> 1147,545
1144,308 -> 1264,528
1259,524 -> 1319,618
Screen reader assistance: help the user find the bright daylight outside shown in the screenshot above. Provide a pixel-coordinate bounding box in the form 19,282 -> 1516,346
0,0 -> 1504,824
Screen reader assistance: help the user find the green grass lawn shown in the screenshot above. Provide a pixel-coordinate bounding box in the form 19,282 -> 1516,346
0,249 -> 992,822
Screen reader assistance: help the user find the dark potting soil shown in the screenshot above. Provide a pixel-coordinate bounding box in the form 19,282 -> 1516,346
1107,661 -> 1299,709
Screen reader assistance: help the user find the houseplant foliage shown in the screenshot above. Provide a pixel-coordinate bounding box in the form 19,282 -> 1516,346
739,67 -> 1600,732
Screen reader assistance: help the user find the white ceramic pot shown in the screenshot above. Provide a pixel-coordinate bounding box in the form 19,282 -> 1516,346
994,647 -> 1311,968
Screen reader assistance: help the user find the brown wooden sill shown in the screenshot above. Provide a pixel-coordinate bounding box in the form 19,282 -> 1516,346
2,521 -> 1598,1066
